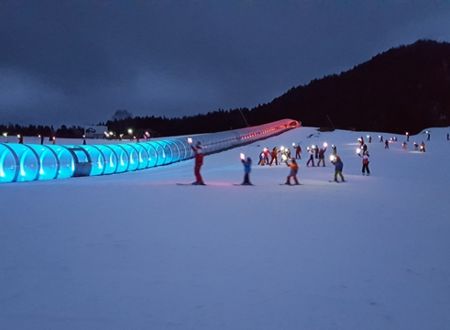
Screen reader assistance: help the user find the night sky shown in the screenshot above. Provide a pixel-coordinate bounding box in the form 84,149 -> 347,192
1,0 -> 450,125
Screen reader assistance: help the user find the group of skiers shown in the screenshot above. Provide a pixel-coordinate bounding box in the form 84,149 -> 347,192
257,144 -> 303,166
186,128 -> 449,186
187,139 -> 347,185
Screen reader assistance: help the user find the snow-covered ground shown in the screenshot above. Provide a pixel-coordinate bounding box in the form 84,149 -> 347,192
1,126 -> 449,330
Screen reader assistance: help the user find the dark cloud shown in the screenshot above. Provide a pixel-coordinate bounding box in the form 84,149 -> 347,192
1,0 -> 449,125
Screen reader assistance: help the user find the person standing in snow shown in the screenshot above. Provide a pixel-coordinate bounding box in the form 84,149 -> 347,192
384,140 -> 389,149
189,140 -> 205,185
306,147 -> 315,167
295,145 -> 302,159
270,147 -> 278,166
240,154 -> 253,185
420,141 -> 426,152
285,158 -> 300,185
317,145 -> 327,167
330,154 -> 345,182
359,151 -> 370,175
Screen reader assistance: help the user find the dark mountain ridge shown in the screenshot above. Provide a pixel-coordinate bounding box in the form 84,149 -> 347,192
251,39 -> 450,134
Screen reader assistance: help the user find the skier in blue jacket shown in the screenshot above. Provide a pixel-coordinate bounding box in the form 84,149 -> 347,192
330,154 -> 345,182
241,154 -> 253,185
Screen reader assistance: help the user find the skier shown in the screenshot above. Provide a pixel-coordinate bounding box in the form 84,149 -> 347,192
263,148 -> 270,165
406,132 -> 410,142
420,141 -> 426,152
368,135 -> 372,143
413,142 -> 418,151
384,140 -> 389,149
314,145 -> 319,159
379,135 -> 384,143
359,151 -> 370,175
295,145 -> 302,159
17,134 -> 23,144
306,147 -> 315,167
317,145 -> 327,167
402,142 -> 407,150
269,147 -> 278,166
240,154 -> 253,185
189,140 -> 205,185
285,158 -> 300,185
330,154 -> 345,182
447,133 -> 449,141
258,152 -> 265,166
40,134 -> 44,145
426,131 -> 431,141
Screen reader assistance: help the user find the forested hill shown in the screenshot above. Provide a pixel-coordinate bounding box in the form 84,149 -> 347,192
109,39 -> 450,136
252,39 -> 450,133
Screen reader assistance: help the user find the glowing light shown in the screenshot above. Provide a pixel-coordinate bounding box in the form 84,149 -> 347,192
127,128 -> 133,135
366,135 -> 370,138
17,134 -> 21,138
323,142 -> 328,148
240,153 -> 245,160
406,132 -> 409,136
356,148 -> 361,154
2,132 -> 7,137
280,146 -> 285,151
329,155 -> 336,162
292,142 -> 296,147
187,137 -> 193,144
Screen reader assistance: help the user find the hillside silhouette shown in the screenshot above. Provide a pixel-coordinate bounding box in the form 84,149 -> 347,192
108,39 -> 450,137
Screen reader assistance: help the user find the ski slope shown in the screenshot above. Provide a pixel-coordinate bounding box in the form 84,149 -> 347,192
1,126 -> 449,330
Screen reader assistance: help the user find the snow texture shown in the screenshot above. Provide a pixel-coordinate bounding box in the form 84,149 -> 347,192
1,127 -> 449,330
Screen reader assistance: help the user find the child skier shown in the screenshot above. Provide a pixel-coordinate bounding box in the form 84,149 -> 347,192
330,154 -> 345,182
306,147 -> 315,167
360,152 -> 370,175
317,146 -> 327,167
240,154 -> 253,185
285,158 -> 299,185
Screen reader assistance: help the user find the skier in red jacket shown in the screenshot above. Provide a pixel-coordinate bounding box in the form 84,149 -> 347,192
189,140 -> 205,185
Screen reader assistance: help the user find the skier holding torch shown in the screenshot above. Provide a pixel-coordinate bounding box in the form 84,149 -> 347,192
240,153 -> 253,185
188,138 -> 205,185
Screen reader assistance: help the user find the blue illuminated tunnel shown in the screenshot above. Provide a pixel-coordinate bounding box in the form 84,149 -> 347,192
0,119 -> 299,183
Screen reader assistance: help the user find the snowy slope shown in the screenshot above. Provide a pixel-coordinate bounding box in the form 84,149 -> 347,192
1,127 -> 449,330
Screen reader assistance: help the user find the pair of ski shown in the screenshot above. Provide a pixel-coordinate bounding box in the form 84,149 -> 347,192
176,183 -> 255,186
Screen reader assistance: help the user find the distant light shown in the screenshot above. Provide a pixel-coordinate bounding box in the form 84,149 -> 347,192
292,142 -> 296,147
187,137 -> 193,144
240,153 -> 245,160
329,155 -> 336,162
2,132 -> 7,137
280,145 -> 285,151
356,148 -> 361,154
406,132 -> 409,135
323,142 -> 328,148
127,128 -> 133,135
17,134 -> 21,138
